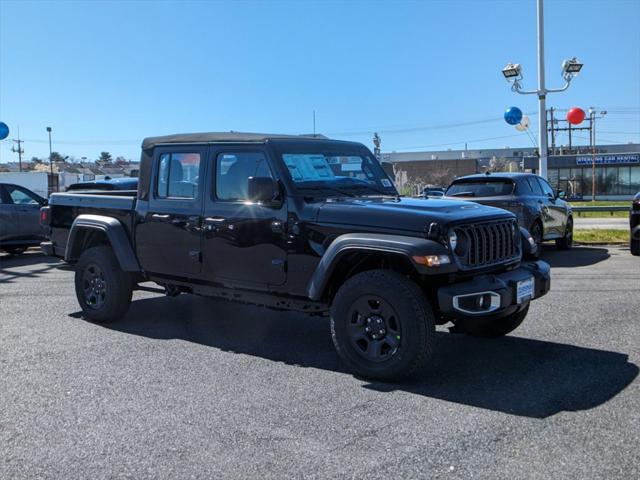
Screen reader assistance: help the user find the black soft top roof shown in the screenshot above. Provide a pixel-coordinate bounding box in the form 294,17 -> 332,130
141,132 -> 337,150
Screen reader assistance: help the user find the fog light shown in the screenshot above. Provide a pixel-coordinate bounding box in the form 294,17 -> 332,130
412,254 -> 451,267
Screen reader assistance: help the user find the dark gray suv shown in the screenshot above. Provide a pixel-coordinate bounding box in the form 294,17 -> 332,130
0,183 -> 48,255
444,173 -> 573,252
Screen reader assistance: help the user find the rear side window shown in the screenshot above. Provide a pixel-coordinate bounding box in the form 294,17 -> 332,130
526,177 -> 544,195
215,152 -> 273,201
157,153 -> 201,199
446,179 -> 514,197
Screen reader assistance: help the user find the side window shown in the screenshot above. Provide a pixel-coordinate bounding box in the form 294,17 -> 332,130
516,179 -> 532,195
7,186 -> 40,205
216,152 -> 273,201
527,177 -> 544,196
537,178 -> 555,197
156,152 -> 201,199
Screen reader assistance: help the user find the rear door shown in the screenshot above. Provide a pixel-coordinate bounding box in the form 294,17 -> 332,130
4,184 -> 45,239
135,146 -> 206,276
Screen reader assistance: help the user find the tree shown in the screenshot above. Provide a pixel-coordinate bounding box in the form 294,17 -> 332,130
99,151 -> 113,163
114,156 -> 128,166
50,152 -> 66,163
30,156 -> 43,164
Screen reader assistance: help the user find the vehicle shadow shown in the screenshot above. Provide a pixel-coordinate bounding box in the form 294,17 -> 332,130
84,294 -> 638,419
0,250 -> 62,283
542,245 -> 610,268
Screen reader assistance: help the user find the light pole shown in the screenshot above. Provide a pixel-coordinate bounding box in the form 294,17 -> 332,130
46,127 -> 53,193
501,0 -> 583,179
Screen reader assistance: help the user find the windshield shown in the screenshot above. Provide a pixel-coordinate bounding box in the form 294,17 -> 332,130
281,152 -> 397,196
446,179 -> 514,197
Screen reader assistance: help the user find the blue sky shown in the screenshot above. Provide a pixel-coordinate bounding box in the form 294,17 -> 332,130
1,0 -> 639,162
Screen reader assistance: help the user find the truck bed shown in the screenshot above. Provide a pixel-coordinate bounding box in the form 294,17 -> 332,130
47,191 -> 137,255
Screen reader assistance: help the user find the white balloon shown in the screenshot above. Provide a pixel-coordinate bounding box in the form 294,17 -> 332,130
515,115 -> 531,131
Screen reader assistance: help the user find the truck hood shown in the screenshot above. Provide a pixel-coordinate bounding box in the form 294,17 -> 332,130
315,197 -> 515,233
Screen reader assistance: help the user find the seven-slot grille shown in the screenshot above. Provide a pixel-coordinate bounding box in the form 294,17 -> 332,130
454,220 -> 519,268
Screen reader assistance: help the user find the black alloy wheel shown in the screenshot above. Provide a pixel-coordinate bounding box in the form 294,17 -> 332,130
346,295 -> 401,363
82,263 -> 108,310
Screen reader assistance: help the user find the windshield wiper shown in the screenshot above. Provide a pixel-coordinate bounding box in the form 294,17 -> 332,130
301,185 -> 356,198
347,183 -> 398,197
450,191 -> 475,197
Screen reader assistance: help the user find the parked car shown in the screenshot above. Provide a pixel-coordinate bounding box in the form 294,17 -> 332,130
0,183 -> 48,255
41,132 -> 549,382
631,192 -> 640,256
421,187 -> 445,199
66,177 -> 138,192
444,172 -> 573,253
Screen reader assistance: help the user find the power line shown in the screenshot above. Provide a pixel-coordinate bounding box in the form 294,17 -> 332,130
386,133 -> 528,152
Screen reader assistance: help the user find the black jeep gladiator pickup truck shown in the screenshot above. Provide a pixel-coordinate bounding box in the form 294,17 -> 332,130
41,132 -> 550,381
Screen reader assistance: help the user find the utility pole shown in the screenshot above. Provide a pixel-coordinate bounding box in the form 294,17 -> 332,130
11,138 -> 24,172
46,127 -> 54,193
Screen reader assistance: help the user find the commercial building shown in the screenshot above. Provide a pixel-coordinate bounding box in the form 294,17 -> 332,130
383,143 -> 640,200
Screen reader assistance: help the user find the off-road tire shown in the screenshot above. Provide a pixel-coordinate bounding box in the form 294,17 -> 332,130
330,270 -> 435,382
74,246 -> 133,323
631,237 -> 640,256
556,217 -> 573,250
465,304 -> 530,338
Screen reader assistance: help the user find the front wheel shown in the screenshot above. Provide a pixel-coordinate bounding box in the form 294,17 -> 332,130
464,304 -> 530,338
74,246 -> 133,323
556,218 -> 573,250
330,270 -> 435,382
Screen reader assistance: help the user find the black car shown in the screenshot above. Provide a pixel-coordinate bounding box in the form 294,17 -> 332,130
444,172 -> 573,252
41,132 -> 549,381
422,187 -> 445,199
0,183 -> 48,255
631,192 -> 640,256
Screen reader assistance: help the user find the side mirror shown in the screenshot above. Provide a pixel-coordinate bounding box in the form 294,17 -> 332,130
557,190 -> 566,199
247,176 -> 281,206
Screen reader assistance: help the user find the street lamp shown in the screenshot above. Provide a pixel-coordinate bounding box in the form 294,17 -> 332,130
46,127 -> 53,193
501,0 -> 584,180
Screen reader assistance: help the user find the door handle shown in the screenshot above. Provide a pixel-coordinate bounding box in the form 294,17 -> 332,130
203,217 -> 226,233
151,214 -> 170,220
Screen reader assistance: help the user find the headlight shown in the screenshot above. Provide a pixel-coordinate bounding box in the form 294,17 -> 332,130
449,230 -> 458,251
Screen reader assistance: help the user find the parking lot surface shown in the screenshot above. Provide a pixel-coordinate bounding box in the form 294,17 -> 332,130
1,246 -> 639,479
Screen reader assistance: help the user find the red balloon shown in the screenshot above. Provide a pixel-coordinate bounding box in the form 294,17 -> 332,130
567,107 -> 585,125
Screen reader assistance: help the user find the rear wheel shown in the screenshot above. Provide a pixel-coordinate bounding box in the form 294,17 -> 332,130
464,304 -> 530,338
330,270 -> 435,382
556,217 -> 573,250
74,246 -> 133,323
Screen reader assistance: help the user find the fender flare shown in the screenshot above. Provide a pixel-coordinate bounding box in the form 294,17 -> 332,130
306,233 -> 450,301
65,214 -> 140,272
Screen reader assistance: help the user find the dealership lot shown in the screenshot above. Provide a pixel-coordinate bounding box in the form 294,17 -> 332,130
1,247 -> 639,479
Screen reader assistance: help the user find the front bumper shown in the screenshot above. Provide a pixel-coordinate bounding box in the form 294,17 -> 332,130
437,260 -> 551,320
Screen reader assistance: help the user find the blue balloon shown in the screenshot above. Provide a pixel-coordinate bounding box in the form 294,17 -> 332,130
504,107 -> 523,126
0,122 -> 9,140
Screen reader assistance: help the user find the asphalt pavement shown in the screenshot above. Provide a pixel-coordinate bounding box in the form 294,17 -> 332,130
574,216 -> 628,230
1,247 -> 639,479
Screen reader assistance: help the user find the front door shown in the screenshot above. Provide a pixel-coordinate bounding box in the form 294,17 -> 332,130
3,184 -> 45,239
135,147 -> 206,277
201,148 -> 287,287
536,177 -> 564,236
